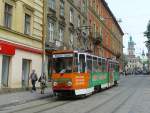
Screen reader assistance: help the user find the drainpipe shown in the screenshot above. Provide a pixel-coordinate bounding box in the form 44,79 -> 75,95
42,0 -> 47,76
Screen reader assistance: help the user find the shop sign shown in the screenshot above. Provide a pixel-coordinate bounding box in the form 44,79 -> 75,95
0,43 -> 15,55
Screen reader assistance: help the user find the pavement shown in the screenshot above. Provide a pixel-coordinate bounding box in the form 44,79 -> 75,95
0,87 -> 53,108
2,75 -> 150,113
0,76 -> 125,109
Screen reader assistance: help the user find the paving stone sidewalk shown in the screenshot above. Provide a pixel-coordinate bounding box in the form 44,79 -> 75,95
0,87 -> 53,107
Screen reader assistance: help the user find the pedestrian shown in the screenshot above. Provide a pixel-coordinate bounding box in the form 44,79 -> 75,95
38,73 -> 47,94
30,69 -> 38,92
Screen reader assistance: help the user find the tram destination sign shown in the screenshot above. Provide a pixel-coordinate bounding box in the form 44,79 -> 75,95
53,54 -> 73,58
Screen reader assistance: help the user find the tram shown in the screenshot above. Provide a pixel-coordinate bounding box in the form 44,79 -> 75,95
51,50 -> 119,97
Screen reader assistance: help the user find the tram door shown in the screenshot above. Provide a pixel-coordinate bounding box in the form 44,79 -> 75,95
79,54 -> 86,73
108,61 -> 114,86
22,59 -> 30,89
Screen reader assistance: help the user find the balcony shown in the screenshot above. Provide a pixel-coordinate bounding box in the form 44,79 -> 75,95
69,22 -> 74,32
92,32 -> 102,45
59,16 -> 66,27
47,8 -> 57,21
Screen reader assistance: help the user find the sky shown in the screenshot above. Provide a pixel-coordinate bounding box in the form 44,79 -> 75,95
105,0 -> 150,57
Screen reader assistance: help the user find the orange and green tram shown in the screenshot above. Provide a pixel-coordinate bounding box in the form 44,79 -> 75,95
51,50 -> 119,97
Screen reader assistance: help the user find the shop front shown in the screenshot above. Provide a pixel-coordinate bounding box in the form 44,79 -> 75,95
0,41 -> 15,88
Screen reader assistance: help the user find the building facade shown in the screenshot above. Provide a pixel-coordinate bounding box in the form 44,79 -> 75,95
0,0 -> 124,89
46,0 -> 89,77
125,36 -> 143,74
46,0 -> 124,76
88,0 -> 124,69
0,0 -> 43,89
46,0 -> 88,51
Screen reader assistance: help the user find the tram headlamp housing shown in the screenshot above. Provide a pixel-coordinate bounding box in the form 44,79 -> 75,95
53,81 -> 58,86
67,81 -> 72,86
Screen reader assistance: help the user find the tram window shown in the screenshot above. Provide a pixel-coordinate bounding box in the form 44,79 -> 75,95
53,55 -> 73,73
79,54 -> 85,73
73,53 -> 78,72
114,63 -> 118,71
98,58 -> 102,72
87,55 -> 92,72
93,57 -> 98,72
102,59 -> 106,72
110,62 -> 112,69
116,64 -> 119,71
112,62 -> 115,70
111,63 -> 113,69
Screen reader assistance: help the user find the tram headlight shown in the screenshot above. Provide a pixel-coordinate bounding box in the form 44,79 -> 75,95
53,81 -> 58,86
67,81 -> 72,86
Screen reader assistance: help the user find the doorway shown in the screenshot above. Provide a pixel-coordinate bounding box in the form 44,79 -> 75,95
1,55 -> 10,87
22,59 -> 30,89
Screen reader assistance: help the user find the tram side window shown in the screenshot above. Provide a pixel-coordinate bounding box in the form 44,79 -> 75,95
87,56 -> 92,73
109,62 -> 112,70
112,63 -> 115,71
98,58 -> 102,72
73,53 -> 78,72
79,54 -> 85,73
102,59 -> 106,72
93,57 -> 98,72
115,63 -> 119,72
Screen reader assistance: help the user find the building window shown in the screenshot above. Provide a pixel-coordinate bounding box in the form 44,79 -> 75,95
60,0 -> 64,16
77,15 -> 80,27
24,14 -> 31,35
48,22 -> 54,42
70,32 -> 74,47
4,3 -> 13,28
82,0 -> 86,13
97,5 -> 99,15
69,8 -> 73,23
83,19 -> 86,26
93,23 -> 96,33
59,28 -> 64,41
48,0 -> 55,10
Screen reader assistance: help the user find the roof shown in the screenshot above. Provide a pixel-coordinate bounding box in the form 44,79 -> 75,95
101,0 -> 124,35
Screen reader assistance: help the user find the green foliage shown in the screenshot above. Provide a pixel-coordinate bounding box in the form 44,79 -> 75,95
144,21 -> 150,49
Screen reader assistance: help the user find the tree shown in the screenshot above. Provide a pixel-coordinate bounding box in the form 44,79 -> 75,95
144,20 -> 150,50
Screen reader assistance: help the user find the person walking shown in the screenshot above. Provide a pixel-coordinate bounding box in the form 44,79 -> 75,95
30,70 -> 38,92
38,73 -> 47,94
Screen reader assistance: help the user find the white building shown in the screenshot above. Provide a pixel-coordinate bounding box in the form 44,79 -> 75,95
0,0 -> 44,89
125,36 -> 143,74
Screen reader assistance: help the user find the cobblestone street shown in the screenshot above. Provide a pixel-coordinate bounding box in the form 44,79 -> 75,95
0,75 -> 150,113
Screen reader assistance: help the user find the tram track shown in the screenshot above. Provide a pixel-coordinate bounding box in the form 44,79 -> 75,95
11,86 -> 126,113
3,95 -> 78,113
1,77 -> 136,113
84,77 -> 143,113
1,86 -> 123,113
35,77 -> 136,113
9,99 -> 71,113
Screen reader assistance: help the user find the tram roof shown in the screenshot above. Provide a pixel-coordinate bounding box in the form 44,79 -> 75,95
52,50 -> 118,63
52,50 -> 78,54
52,50 -> 106,59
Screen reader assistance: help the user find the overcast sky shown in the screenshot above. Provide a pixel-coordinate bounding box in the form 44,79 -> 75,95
105,0 -> 150,56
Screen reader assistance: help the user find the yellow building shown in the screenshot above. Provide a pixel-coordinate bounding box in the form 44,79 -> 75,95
0,0 -> 43,89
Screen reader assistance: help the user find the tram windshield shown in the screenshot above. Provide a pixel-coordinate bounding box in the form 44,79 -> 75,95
52,54 -> 73,73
